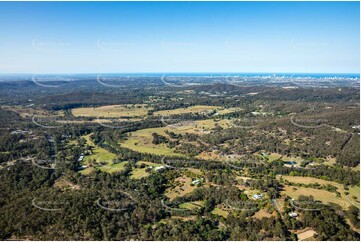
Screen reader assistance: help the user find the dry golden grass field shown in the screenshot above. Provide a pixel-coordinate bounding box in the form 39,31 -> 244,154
130,161 -> 164,179
153,105 -> 222,116
278,175 -> 360,208
165,175 -> 197,200
72,104 -> 150,118
120,119 -> 231,157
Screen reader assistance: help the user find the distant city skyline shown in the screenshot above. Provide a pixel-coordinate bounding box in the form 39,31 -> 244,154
0,1 -> 359,74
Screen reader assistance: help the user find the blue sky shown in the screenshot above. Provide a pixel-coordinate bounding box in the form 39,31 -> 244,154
0,1 -> 359,74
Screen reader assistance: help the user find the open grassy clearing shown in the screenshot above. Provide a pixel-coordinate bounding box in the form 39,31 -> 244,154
80,167 -> 95,175
296,229 -> 317,241
278,175 -> 360,207
260,152 -> 338,169
130,161 -> 164,179
57,118 -> 143,124
53,179 -> 81,190
153,105 -> 222,116
243,189 -> 264,199
322,157 -> 337,166
235,176 -> 254,190
211,207 -> 228,218
83,145 -> 116,164
281,185 -> 351,209
236,176 -> 253,182
252,208 -> 275,219
165,118 -> 231,134
277,175 -> 342,187
351,164 -> 360,172
196,150 -> 248,161
195,151 -> 223,160
72,104 -> 240,120
187,168 -> 203,176
98,162 -> 128,173
66,139 -> 77,146
130,168 -> 148,179
82,134 -> 116,163
347,185 -> 360,205
72,104 -> 150,118
280,155 -> 304,167
179,201 -> 204,210
120,119 -> 231,157
122,138 -> 181,157
79,134 -> 118,174
170,216 -> 197,221
120,126 -> 183,157
256,152 -> 283,162
5,107 -> 63,118
165,175 -> 197,200
216,107 -> 243,115
258,152 -> 305,166
275,198 -> 285,213
278,175 -> 360,208
266,153 -> 283,162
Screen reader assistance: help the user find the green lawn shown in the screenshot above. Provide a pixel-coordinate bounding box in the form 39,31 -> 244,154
348,185 -> 360,206
98,162 -> 128,173
80,134 -> 118,174
130,161 -> 164,179
80,167 -> 95,175
179,201 -> 204,210
212,207 -> 228,218
84,146 -> 116,164
82,134 -> 116,164
121,140 -> 180,156
130,167 -> 150,179
267,153 -> 283,162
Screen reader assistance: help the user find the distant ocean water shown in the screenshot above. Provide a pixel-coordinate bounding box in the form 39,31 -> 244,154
84,73 -> 360,79
0,72 -> 359,80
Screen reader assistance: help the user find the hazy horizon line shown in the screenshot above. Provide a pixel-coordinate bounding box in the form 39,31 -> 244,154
0,72 -> 359,75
